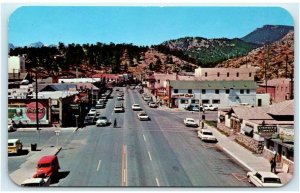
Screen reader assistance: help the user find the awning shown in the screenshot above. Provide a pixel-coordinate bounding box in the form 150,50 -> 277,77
242,126 -> 253,134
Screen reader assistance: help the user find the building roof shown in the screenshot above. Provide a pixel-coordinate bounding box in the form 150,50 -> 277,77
39,83 -> 77,92
169,80 -> 257,90
92,74 -> 120,79
8,72 -> 28,81
268,100 -> 294,116
231,106 -> 272,120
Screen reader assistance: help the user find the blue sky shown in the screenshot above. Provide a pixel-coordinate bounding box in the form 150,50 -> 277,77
9,6 -> 294,47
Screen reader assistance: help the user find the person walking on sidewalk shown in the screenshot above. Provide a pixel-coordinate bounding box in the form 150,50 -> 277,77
113,118 -> 117,128
270,157 -> 276,173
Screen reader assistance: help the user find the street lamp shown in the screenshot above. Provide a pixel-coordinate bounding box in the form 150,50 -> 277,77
54,130 -> 61,149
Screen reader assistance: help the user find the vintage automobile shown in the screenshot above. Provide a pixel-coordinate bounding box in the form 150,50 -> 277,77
197,129 -> 218,142
131,104 -> 142,111
33,155 -> 60,179
183,118 -> 198,127
247,171 -> 282,187
137,111 -> 150,121
21,177 -> 51,187
96,116 -> 110,126
8,139 -> 23,154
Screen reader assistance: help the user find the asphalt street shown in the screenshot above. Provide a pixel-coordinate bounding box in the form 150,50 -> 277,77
8,87 -> 252,187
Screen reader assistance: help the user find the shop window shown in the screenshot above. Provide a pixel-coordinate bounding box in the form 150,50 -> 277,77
215,89 -> 219,94
212,99 -> 220,104
174,89 -> 178,93
181,99 -> 188,104
246,89 -> 250,94
188,89 -> 192,94
205,72 -> 208,77
249,73 -> 252,77
202,89 -> 206,94
226,89 -> 230,94
240,89 -> 244,94
202,99 -> 209,104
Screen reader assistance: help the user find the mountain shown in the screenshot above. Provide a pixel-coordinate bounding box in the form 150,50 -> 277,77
9,43 -> 15,50
158,37 -> 259,67
29,41 -> 44,48
217,31 -> 294,80
241,25 -> 293,45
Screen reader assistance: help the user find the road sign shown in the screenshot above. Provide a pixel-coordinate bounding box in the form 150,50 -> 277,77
257,125 -> 277,133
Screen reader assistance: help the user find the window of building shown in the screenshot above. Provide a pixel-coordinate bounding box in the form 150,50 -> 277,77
174,89 -> 178,93
215,89 -> 219,94
281,87 -> 283,91
249,73 -> 252,77
188,89 -> 192,94
246,89 -> 250,94
205,72 -> 208,77
217,72 -> 220,77
212,99 -> 220,104
202,99 -> 209,104
227,72 -> 229,77
181,99 -> 188,104
202,89 -> 206,94
157,79 -> 160,83
191,99 -> 199,104
240,89 -> 244,94
226,89 -> 230,94
236,72 -> 239,77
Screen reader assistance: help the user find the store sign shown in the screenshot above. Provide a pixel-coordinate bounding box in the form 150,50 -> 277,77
26,102 -> 46,121
258,126 -> 277,133
172,93 -> 194,98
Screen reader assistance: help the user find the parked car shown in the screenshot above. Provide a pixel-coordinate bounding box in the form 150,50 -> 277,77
8,123 -> 16,132
132,104 -> 142,111
144,96 -> 152,102
137,111 -> 150,121
183,118 -> 198,127
203,104 -> 218,111
197,129 -> 218,142
33,155 -> 60,179
247,171 -> 282,187
114,105 -> 125,113
21,177 -> 51,187
96,116 -> 110,126
148,102 -> 158,108
89,107 -> 96,113
185,104 -> 203,112
117,95 -> 124,100
84,116 -> 96,125
8,139 -> 23,154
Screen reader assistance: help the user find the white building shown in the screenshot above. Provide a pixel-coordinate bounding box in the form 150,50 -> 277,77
167,80 -> 258,109
8,56 -> 26,73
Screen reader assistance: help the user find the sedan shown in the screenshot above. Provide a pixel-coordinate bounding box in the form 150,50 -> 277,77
197,129 -> 218,142
183,118 -> 198,127
148,102 -> 158,108
137,111 -> 150,121
132,104 -> 142,111
96,116 -> 110,126
114,105 -> 125,113
247,171 -> 282,187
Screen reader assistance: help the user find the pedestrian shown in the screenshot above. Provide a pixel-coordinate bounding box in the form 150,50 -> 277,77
201,121 -> 204,129
113,118 -> 117,128
270,157 -> 276,173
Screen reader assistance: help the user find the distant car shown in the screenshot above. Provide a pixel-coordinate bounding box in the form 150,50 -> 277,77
183,118 -> 198,127
96,116 -> 110,126
247,171 -> 282,187
114,105 -> 125,113
144,96 -> 152,102
84,116 -> 96,125
148,102 -> 158,108
89,107 -> 96,113
185,104 -> 202,112
132,104 -> 142,111
117,95 -> 123,100
197,129 -> 217,142
203,104 -> 218,111
137,111 -> 150,121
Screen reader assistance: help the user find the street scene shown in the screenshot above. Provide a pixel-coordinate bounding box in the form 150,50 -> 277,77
7,6 -> 294,188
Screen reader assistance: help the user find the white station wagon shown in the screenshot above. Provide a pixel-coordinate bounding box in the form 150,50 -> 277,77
197,129 -> 218,142
247,171 -> 282,187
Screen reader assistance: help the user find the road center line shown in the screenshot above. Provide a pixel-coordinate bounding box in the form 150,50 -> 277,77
148,151 -> 152,161
143,134 -> 146,142
155,178 -> 160,186
121,144 -> 128,186
96,160 -> 101,171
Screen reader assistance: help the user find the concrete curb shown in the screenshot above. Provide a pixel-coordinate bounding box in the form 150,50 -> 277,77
54,147 -> 62,155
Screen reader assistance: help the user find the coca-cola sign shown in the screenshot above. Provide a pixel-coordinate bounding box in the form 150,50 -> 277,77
26,102 -> 46,121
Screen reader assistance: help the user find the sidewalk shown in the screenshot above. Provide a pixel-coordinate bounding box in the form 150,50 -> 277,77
204,123 -> 293,184
9,146 -> 62,185
17,126 -> 78,132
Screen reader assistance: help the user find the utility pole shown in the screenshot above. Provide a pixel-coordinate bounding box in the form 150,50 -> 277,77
35,59 -> 41,148
265,44 -> 270,94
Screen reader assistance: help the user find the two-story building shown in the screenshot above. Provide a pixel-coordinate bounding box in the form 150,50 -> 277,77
166,80 -> 263,109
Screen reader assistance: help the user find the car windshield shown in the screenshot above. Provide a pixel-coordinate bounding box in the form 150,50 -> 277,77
264,178 -> 281,183
8,143 -> 14,146
98,117 -> 107,120
133,104 -> 140,107
38,163 -> 51,168
187,119 -> 194,122
203,132 -> 213,135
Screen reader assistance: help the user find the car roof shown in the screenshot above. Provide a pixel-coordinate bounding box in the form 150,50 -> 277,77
185,118 -> 194,120
38,155 -> 57,164
133,104 -> 140,106
256,171 -> 280,178
8,139 -> 20,143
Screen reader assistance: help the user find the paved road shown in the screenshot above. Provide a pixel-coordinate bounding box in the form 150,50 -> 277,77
55,87 -> 252,187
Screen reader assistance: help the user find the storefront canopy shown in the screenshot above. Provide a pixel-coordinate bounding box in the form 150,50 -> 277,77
242,126 -> 253,134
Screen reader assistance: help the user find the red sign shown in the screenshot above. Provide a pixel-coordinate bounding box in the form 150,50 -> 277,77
26,102 -> 46,121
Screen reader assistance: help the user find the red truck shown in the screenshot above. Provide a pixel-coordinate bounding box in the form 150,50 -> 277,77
33,155 -> 60,179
